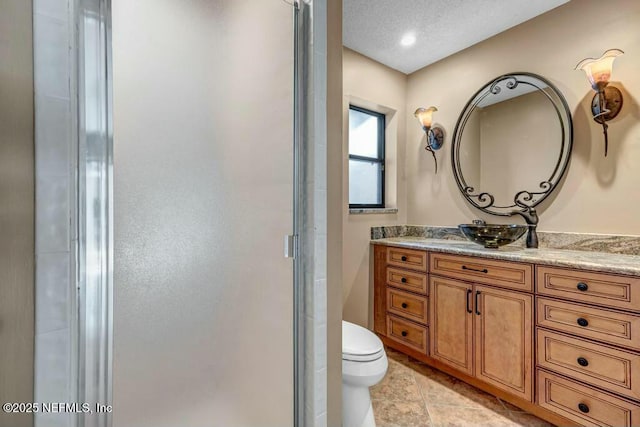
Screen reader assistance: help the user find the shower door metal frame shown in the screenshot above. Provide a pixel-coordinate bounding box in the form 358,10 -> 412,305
75,0 -> 113,426
293,1 -> 306,425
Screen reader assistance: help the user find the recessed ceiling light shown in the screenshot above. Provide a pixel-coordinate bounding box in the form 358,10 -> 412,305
400,33 -> 416,47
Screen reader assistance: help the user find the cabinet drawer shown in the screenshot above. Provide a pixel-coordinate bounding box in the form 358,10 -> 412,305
537,369 -> 640,427
537,329 -> 640,400
537,297 -> 640,351
537,266 -> 640,312
386,267 -> 428,295
386,247 -> 427,272
430,252 -> 533,292
386,314 -> 428,353
386,288 -> 428,325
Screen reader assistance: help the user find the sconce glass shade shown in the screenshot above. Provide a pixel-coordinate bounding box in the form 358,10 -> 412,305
575,48 -> 624,90
414,106 -> 437,129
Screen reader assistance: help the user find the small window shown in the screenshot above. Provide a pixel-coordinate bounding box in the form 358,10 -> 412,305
348,106 -> 385,208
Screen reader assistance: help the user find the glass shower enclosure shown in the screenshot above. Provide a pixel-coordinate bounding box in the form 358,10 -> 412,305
73,1 -> 325,426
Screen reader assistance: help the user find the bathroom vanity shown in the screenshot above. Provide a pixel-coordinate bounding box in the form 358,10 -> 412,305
372,236 -> 640,427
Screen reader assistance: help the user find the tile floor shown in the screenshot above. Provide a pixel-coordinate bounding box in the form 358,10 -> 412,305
370,347 -> 554,427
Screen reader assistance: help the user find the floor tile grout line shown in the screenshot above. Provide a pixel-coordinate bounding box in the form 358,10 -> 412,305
498,396 -> 512,412
409,359 -> 437,427
426,403 -> 512,410
495,395 -> 512,414
498,397 -> 526,414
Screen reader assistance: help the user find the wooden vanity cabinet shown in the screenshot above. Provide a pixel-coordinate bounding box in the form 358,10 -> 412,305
374,243 -> 640,426
535,266 -> 640,426
537,370 -> 640,427
373,244 -> 569,426
430,276 -> 473,374
430,252 -> 533,291
474,284 -> 533,401
429,251 -> 534,401
430,269 -> 533,401
374,245 -> 430,354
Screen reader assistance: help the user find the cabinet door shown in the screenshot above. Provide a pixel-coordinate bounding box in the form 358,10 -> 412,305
475,285 -> 533,401
430,276 -> 473,375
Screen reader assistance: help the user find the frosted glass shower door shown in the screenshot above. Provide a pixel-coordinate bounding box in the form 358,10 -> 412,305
111,1 -> 295,426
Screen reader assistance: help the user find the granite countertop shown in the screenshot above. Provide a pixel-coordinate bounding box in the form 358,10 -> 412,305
372,237 -> 640,276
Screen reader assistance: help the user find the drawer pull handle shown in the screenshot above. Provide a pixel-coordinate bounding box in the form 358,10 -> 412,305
401,277 -> 407,283
466,289 -> 473,313
577,282 -> 589,292
577,357 -> 589,367
462,265 -> 488,274
578,403 -> 590,414
577,317 -> 589,327
401,330 -> 408,337
401,256 -> 407,261
401,303 -> 408,309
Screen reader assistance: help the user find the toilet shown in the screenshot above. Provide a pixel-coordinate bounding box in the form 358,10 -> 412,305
342,320 -> 388,427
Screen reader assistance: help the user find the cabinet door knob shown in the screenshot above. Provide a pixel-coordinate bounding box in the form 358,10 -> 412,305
401,330 -> 408,337
577,357 -> 589,367
577,282 -> 589,292
401,256 -> 407,261
577,317 -> 589,327
401,277 -> 407,283
578,403 -> 590,413
401,302 -> 408,309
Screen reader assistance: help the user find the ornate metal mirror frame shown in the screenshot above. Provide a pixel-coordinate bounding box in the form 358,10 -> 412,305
451,72 -> 573,248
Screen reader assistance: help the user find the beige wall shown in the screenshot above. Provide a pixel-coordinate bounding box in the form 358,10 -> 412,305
0,1 -> 34,426
407,0 -> 640,233
342,48 -> 407,328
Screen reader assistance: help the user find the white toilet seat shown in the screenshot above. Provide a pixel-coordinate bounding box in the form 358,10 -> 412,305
342,320 -> 384,360
342,348 -> 385,362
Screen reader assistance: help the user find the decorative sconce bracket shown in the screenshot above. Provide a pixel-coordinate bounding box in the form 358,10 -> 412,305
423,126 -> 444,173
427,127 -> 444,150
591,85 -> 623,122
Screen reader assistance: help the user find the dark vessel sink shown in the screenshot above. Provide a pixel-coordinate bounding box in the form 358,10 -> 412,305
458,224 -> 528,249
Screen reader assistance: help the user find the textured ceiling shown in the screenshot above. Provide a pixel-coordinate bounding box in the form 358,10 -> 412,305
343,0 -> 569,74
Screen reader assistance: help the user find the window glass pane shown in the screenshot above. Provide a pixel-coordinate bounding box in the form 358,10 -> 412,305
349,159 -> 382,205
349,108 -> 380,158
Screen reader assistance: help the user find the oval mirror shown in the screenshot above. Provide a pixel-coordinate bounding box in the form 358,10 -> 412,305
452,72 -> 573,217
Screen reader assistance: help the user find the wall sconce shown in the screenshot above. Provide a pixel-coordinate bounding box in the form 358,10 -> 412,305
414,106 -> 444,173
575,48 -> 624,157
